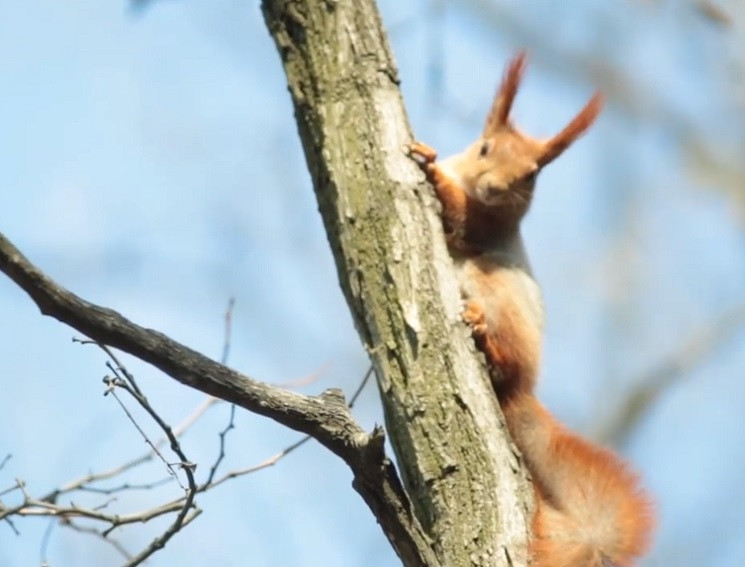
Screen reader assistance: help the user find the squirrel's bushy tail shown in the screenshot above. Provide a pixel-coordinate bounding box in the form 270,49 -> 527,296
527,421 -> 655,567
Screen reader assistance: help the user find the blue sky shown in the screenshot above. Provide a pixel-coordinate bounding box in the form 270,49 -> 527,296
1,1 -> 744,565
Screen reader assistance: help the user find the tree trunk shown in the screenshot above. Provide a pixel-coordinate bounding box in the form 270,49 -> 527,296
261,1 -> 533,565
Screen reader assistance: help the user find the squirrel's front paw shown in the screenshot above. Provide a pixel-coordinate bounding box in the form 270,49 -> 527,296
408,141 -> 438,165
462,301 -> 488,337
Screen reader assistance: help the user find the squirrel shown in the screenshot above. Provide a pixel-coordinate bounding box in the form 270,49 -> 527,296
408,52 -> 654,567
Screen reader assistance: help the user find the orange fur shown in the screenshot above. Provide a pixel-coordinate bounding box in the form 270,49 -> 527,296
501,393 -> 654,567
409,53 -> 654,566
462,271 -> 541,395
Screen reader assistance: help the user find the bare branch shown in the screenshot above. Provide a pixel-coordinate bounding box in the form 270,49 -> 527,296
0,230 -> 431,564
211,435 -> 312,489
204,401 -> 236,487
696,0 -> 731,27
121,510 -> 203,567
202,298 -> 238,484
1,320 -> 360,565
103,380 -> 186,489
95,343 -> 198,565
0,233 -> 363,453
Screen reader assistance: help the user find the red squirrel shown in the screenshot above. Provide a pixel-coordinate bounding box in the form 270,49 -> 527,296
409,52 -> 654,567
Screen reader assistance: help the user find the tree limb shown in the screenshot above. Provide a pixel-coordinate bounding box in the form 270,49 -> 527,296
0,232 -> 433,565
262,1 -> 532,565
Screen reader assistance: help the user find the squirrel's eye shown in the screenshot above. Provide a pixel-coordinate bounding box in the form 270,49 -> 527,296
479,142 -> 490,157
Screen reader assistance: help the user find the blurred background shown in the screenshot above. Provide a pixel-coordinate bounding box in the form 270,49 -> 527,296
0,0 -> 743,565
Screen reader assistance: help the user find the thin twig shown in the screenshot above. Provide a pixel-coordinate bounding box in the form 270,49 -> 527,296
73,338 -> 143,396
349,365 -> 375,408
79,341 -> 198,566
40,517 -> 55,565
210,435 -> 312,489
221,297 -> 235,366
75,477 -> 172,496
104,380 -> 183,488
64,519 -> 133,560
204,299 -> 239,485
276,363 -> 328,389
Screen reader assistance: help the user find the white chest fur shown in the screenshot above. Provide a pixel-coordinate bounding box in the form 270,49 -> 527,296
454,255 -> 545,335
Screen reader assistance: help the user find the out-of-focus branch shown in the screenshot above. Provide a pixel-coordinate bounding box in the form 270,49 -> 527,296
696,0 -> 732,27
596,300 -> 745,444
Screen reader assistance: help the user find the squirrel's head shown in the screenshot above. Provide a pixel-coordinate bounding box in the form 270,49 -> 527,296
447,52 -> 603,212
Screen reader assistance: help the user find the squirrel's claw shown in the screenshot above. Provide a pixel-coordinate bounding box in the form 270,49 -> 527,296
462,301 -> 488,337
408,141 -> 438,165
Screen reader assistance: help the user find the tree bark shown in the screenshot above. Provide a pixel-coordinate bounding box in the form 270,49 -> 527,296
261,1 -> 533,565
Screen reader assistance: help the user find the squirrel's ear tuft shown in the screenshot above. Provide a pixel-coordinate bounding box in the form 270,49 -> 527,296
537,91 -> 603,167
483,51 -> 528,136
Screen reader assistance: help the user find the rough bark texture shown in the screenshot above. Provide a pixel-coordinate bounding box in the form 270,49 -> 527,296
261,1 -> 533,565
